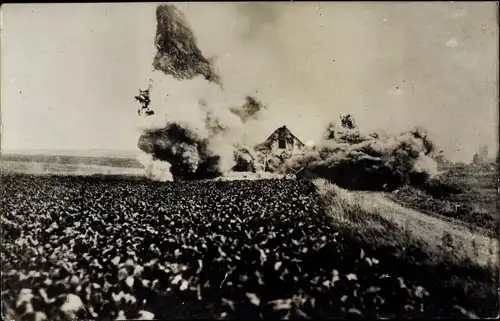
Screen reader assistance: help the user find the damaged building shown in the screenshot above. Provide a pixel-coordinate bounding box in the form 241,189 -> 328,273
233,126 -> 307,173
255,125 -> 306,156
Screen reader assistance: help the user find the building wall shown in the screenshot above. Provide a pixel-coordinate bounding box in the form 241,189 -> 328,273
268,139 -> 304,156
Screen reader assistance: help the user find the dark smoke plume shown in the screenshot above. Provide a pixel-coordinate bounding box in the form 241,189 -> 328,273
230,96 -> 267,123
281,119 -> 439,191
138,122 -> 223,180
137,5 -> 440,189
136,4 -> 240,181
153,5 -> 222,85
137,92 -> 269,180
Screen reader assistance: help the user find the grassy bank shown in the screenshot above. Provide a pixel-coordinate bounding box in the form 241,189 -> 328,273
312,178 -> 498,318
392,163 -> 498,237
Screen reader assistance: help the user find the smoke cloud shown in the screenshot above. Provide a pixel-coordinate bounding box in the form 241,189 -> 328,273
280,120 -> 439,191
136,75 -> 264,180
230,96 -> 268,124
135,3 -> 486,189
136,5 -> 238,180
153,5 -> 221,86
137,151 -> 173,182
171,2 -> 497,163
136,4 -> 269,181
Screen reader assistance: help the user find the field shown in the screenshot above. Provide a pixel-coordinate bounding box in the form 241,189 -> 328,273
314,179 -> 498,267
1,173 -> 498,320
391,163 -> 498,237
1,153 -> 143,169
1,153 -> 144,177
1,161 -> 145,177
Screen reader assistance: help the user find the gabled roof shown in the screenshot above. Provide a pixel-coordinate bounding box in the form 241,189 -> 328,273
255,125 -> 305,150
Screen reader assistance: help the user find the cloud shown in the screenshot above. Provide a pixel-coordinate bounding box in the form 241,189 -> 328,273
451,9 -> 467,19
445,38 -> 459,48
389,87 -> 404,96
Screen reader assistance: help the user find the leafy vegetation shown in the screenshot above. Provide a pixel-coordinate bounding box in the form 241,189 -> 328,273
1,173 -> 497,319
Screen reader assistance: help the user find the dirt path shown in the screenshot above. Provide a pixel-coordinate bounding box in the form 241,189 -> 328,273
357,191 -> 498,266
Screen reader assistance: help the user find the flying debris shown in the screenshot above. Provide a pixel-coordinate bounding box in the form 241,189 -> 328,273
340,114 -> 356,130
230,96 -> 267,123
135,80 -> 155,116
153,4 -> 222,86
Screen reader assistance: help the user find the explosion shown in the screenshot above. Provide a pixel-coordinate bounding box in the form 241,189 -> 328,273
230,96 -> 268,123
136,5 -> 268,181
153,4 -> 221,86
281,119 -> 439,191
136,4 -> 441,190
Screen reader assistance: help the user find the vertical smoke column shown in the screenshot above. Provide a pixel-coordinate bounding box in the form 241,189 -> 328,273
137,4 -> 266,181
152,4 -> 222,86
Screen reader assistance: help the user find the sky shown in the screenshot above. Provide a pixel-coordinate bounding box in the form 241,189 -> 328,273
1,2 -> 498,162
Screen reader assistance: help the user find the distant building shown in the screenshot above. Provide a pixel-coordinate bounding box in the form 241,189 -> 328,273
472,153 -> 480,165
253,126 -> 307,172
479,145 -> 489,161
472,145 -> 490,165
255,126 -> 305,156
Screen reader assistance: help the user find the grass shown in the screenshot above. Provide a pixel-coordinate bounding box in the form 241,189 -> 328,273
391,185 -> 498,237
313,178 -> 398,231
312,178 -> 498,318
313,179 -> 436,261
313,178 -> 497,265
0,160 -> 145,177
389,162 -> 498,237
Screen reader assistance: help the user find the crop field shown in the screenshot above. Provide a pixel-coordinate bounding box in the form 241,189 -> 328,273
1,173 -> 497,320
391,163 -> 498,236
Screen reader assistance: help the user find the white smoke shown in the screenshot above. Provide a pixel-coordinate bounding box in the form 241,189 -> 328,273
137,150 -> 173,182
